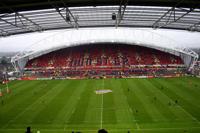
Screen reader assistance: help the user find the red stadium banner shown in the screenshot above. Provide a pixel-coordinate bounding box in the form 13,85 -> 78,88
21,77 -> 37,80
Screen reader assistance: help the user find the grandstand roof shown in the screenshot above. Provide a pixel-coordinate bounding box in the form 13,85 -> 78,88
1,0 -> 199,12
11,28 -> 198,65
0,0 -> 200,36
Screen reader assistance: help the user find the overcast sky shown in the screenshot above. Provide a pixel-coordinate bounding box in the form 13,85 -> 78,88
0,28 -> 200,52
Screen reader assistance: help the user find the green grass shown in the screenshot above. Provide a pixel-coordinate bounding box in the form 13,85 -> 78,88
0,77 -> 200,133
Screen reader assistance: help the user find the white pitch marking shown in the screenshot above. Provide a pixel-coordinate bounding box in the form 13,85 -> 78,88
100,94 -> 104,129
1,126 -> 200,132
100,79 -> 104,129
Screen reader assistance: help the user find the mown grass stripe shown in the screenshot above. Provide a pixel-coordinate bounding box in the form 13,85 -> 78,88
151,78 -> 200,123
136,79 -> 167,121
2,80 -> 63,128
123,79 -> 153,123
0,81 -> 45,126
0,77 -> 200,133
144,79 -> 181,121
52,80 -> 81,125
111,79 -> 138,129
84,80 -> 101,128
103,79 -> 117,125
148,78 -> 194,121
168,78 -> 200,106
67,80 -> 91,124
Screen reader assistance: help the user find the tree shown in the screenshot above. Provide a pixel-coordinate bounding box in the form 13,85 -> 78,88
0,56 -> 8,65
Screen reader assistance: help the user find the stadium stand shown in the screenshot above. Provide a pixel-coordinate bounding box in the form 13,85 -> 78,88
24,44 -> 186,79
191,61 -> 200,76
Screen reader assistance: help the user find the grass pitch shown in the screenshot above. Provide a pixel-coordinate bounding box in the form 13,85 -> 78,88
0,77 -> 200,133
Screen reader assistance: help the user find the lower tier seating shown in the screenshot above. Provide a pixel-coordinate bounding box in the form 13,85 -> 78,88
24,44 -> 186,78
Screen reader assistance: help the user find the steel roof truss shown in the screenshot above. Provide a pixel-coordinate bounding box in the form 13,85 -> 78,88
116,0 -> 128,28
152,7 -> 194,29
50,0 -> 79,29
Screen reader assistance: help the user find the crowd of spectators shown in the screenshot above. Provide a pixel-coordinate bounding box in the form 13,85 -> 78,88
24,44 -> 186,78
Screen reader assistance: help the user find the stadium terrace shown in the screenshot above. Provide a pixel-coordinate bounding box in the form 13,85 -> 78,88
0,0 -> 200,133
